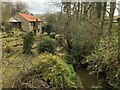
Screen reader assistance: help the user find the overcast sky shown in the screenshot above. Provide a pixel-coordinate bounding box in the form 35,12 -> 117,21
20,0 -> 61,14
20,0 -> 120,15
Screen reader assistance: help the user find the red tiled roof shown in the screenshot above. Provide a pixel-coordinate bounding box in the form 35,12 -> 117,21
19,13 -> 42,22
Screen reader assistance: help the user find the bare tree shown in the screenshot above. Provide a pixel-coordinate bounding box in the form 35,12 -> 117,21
108,2 -> 116,32
12,1 -> 29,15
1,0 -> 29,23
1,2 -> 13,23
101,2 -> 107,30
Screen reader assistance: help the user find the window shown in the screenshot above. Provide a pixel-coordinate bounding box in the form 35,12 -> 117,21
31,22 -> 35,27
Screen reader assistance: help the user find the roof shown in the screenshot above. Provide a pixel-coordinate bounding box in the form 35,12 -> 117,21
18,13 -> 42,22
8,18 -> 21,23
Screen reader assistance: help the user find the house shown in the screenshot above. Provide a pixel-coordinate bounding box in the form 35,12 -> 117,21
8,13 -> 43,35
8,17 -> 21,29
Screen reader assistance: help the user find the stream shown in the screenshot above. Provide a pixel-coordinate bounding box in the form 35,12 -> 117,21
75,66 -> 111,88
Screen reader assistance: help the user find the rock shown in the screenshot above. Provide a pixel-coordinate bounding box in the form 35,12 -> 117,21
55,34 -> 68,51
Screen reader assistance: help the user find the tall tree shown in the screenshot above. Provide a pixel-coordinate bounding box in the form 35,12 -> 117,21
1,2 -> 13,23
108,2 -> 116,33
12,1 -> 29,15
95,2 -> 102,19
101,2 -> 107,30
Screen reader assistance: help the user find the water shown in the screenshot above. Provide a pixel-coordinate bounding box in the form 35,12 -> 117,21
75,66 -> 111,88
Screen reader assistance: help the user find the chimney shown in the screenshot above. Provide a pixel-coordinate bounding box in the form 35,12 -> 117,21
31,13 -> 33,16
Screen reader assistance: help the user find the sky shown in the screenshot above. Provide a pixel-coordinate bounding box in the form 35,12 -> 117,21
21,0 -> 61,14
20,0 -> 120,15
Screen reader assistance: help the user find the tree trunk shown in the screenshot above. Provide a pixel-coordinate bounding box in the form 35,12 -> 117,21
101,2 -> 107,30
108,2 -> 116,51
80,3 -> 83,20
118,18 -> 120,64
77,2 -> 80,20
108,2 -> 116,32
118,18 -> 120,30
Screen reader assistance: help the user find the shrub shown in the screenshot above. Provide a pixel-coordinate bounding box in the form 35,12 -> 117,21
84,29 -> 120,88
6,53 -> 81,89
3,23 -> 12,33
23,31 -> 34,54
37,36 -> 55,54
49,32 -> 56,39
42,24 -> 52,34
67,22 -> 100,67
28,53 -> 82,89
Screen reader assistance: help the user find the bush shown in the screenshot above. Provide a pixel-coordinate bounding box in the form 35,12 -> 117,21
42,24 -> 52,34
37,36 -> 55,54
3,23 -> 12,33
23,31 -> 34,54
67,22 -> 100,67
84,29 -> 120,88
27,53 -> 82,89
49,32 -> 56,39
6,53 -> 81,89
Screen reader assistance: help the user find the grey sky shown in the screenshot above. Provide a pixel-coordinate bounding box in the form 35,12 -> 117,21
21,0 -> 61,14
20,0 -> 120,15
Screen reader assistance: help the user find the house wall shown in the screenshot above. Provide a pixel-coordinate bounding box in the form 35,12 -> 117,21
14,14 -> 43,35
29,22 -> 34,31
15,14 -> 30,32
29,21 -> 43,35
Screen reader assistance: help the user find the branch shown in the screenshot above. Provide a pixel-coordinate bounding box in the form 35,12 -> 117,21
106,9 -> 110,14
83,17 -> 101,30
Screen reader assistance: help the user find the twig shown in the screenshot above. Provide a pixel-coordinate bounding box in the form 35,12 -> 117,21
83,17 -> 101,30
